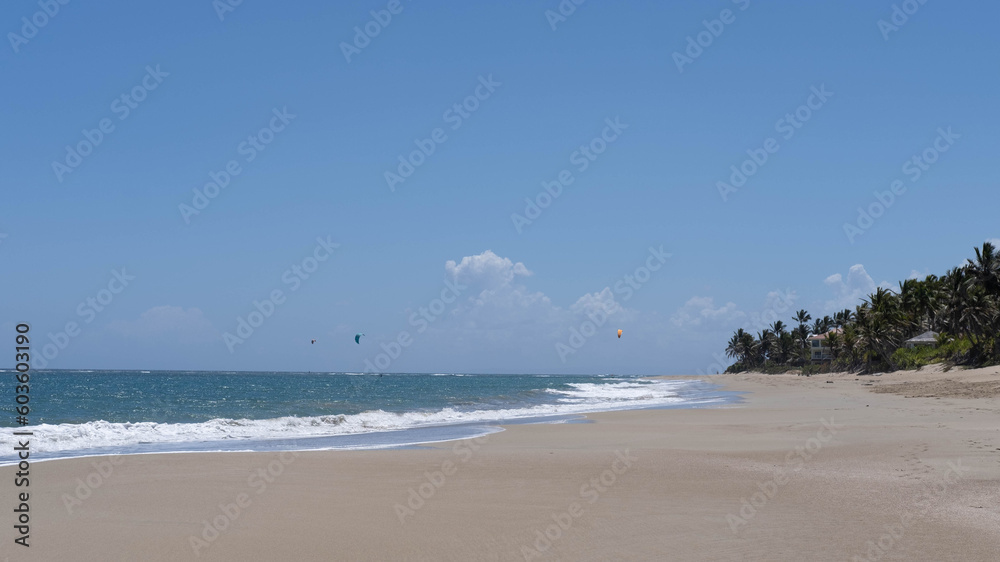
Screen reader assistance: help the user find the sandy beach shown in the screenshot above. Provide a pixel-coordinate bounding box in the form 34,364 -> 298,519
4,366 -> 999,561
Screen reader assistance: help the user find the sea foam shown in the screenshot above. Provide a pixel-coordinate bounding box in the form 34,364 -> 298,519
0,379 -> 712,456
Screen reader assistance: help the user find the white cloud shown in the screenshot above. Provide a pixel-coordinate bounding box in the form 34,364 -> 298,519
671,296 -> 744,328
109,306 -> 217,344
424,250 -> 640,346
570,288 -> 624,318
823,264 -> 891,311
987,238 -> 1000,247
445,250 -> 531,291
740,289 -> 798,333
431,251 -> 558,335
371,249 -> 678,373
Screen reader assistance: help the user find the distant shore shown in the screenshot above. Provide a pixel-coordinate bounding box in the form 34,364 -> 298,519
3,366 -> 998,560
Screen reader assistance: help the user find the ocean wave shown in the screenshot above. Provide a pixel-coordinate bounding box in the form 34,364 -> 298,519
0,380 -> 706,455
546,380 -> 686,403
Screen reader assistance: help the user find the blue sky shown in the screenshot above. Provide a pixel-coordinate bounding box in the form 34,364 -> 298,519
2,0 -> 997,374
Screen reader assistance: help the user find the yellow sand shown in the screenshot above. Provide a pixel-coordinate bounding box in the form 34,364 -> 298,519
3,365 -> 999,561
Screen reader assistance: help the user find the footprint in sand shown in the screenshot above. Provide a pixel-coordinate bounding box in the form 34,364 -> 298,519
899,443 -> 933,480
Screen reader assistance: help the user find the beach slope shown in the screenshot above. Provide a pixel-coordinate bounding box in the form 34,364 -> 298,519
3,366 -> 999,561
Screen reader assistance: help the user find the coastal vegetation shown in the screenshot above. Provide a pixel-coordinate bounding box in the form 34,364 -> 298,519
724,242 -> 1000,373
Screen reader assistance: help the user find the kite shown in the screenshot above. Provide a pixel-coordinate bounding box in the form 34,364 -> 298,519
355,333 -> 365,344
618,329 -> 622,339
311,339 -> 316,344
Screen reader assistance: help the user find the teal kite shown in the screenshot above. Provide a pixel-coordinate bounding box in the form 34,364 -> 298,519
355,333 -> 365,344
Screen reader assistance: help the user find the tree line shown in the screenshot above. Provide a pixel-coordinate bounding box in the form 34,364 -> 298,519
724,242 -> 1000,373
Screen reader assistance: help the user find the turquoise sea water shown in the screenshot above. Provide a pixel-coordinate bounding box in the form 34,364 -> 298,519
0,371 -> 736,463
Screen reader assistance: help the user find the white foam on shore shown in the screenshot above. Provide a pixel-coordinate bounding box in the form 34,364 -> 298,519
547,381 -> 677,403
0,379 -> 711,456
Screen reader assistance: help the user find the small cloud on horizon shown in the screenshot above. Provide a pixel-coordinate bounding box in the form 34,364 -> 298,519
671,296 -> 744,329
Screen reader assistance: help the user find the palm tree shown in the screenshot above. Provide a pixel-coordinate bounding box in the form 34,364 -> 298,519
841,325 -> 858,365
777,332 -> 796,364
837,308 -> 855,327
794,323 -> 810,349
967,241 -> 1000,295
958,288 -> 995,354
912,276 -> 941,332
793,309 -> 812,327
727,328 -> 759,368
826,330 -> 842,360
792,309 -> 812,354
898,278 -> 921,336
859,288 -> 903,370
725,333 -> 741,361
757,329 -> 776,365
940,267 -> 968,336
733,329 -> 755,367
720,242 -> 1000,371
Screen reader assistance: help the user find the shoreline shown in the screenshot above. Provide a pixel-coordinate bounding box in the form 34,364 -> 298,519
3,367 -> 998,560
0,377 -> 735,466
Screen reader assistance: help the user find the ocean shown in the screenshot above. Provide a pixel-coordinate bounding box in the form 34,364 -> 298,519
0,371 -> 737,464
